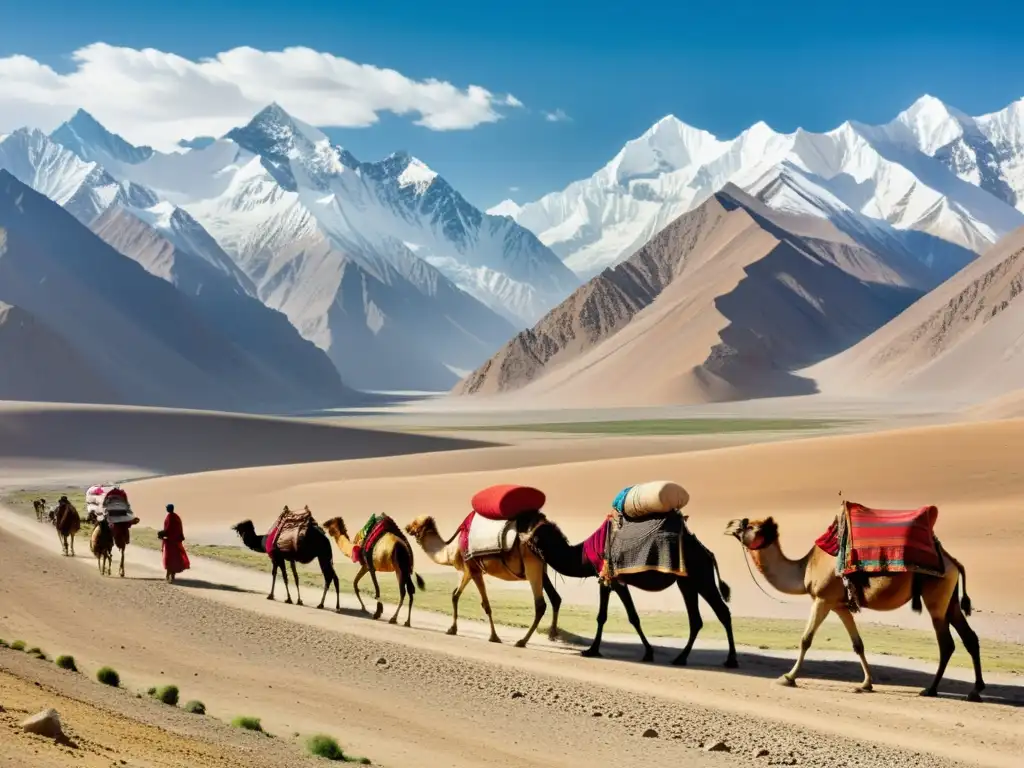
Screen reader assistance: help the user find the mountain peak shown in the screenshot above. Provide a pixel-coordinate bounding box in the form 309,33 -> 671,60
226,103 -> 330,159
50,110 -> 154,166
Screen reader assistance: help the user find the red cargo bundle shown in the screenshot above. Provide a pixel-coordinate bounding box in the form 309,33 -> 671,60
471,484 -> 546,520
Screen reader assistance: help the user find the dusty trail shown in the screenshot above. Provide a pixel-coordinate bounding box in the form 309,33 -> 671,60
1,516 -> 1021,768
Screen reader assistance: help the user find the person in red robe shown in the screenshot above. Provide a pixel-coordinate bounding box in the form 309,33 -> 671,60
158,503 -> 190,583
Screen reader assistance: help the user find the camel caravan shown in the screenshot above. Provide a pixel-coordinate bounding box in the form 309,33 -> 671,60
39,477 -> 986,703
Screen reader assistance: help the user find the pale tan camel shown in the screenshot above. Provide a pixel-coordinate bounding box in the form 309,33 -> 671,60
86,511 -> 113,576
404,514 -> 561,647
322,516 -> 425,626
52,497 -> 80,557
725,516 -> 985,701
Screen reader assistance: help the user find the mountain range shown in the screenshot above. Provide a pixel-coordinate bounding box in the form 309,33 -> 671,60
495,95 -> 1024,282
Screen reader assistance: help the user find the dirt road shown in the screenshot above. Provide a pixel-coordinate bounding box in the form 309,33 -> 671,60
1,519 -> 1021,768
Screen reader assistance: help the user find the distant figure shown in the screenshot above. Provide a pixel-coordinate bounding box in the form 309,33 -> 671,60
158,503 -> 190,583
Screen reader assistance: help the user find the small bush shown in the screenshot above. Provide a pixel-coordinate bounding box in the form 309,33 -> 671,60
151,685 -> 179,706
10,640 -> 26,651
146,686 -> 157,696
307,734 -> 345,760
55,655 -> 77,672
0,639 -> 7,648
183,700 -> 206,715
232,716 -> 264,733
28,647 -> 47,660
96,666 -> 120,687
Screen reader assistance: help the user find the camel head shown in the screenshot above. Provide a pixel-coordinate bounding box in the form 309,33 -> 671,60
232,520 -> 256,539
725,517 -> 778,551
322,517 -> 348,539
404,515 -> 436,542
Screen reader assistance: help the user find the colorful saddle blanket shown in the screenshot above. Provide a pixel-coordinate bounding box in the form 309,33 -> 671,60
600,511 -> 687,583
265,507 -> 315,556
350,515 -> 402,564
457,511 -> 518,559
817,501 -> 944,577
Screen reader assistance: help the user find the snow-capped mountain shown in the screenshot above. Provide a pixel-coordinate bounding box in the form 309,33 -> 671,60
56,104 -> 577,327
500,97 -> 1024,279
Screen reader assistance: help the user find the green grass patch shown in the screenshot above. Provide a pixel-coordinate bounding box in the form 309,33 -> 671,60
435,417 -> 845,436
27,647 -> 47,660
5,486 -> 1021,674
232,715 -> 265,734
54,655 -> 78,672
150,684 -> 179,706
96,666 -> 120,687
306,734 -> 370,763
183,700 -> 206,715
10,640 -> 26,652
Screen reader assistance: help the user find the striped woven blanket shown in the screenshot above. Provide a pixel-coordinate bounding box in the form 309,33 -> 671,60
351,515 -> 401,564
823,501 -> 944,577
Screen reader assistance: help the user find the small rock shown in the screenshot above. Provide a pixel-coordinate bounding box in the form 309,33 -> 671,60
591,711 -> 602,717
642,728 -> 658,739
510,691 -> 524,699
375,657 -> 388,666
705,740 -> 731,753
21,709 -> 64,741
754,748 -> 770,758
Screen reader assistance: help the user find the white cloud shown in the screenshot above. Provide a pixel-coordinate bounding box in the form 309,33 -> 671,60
543,108 -> 571,123
509,185 -> 520,192
0,43 -> 525,150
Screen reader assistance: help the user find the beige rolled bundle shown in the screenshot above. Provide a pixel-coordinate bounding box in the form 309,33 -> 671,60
621,481 -> 690,519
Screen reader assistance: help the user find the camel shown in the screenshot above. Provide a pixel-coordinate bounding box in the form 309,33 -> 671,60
33,498 -> 46,522
725,517 -> 985,701
531,517 -> 737,666
52,496 -> 80,557
87,512 -> 114,576
233,512 -> 341,611
323,516 -> 425,626
87,510 -> 140,578
404,514 -> 561,647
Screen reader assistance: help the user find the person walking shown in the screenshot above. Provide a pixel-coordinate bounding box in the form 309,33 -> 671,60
158,503 -> 190,583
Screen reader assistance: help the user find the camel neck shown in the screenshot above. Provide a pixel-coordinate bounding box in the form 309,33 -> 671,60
749,539 -> 812,596
239,528 -> 265,554
329,531 -> 355,560
534,523 -> 596,579
418,527 -> 457,567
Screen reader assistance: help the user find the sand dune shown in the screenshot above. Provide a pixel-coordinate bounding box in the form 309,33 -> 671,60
0,402 -> 491,477
128,417 -> 1024,634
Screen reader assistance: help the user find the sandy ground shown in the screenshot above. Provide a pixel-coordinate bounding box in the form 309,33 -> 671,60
3,400 -> 1024,767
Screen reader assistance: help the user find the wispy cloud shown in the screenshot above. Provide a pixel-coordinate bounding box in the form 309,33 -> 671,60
509,185 -> 520,192
543,108 -> 571,123
0,43 -> 524,150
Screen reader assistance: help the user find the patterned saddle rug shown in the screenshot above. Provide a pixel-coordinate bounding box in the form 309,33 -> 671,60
350,514 -> 404,565
816,501 -> 944,578
265,506 -> 316,556
600,511 -> 687,583
457,511 -> 518,560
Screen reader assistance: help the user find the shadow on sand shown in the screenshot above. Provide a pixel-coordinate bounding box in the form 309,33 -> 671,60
554,629 -> 1024,707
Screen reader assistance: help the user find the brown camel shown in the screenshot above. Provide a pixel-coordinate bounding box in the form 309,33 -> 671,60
87,512 -> 114,576
725,517 -> 985,701
405,514 -> 561,647
33,498 -> 46,522
52,496 -> 80,557
323,516 -> 425,626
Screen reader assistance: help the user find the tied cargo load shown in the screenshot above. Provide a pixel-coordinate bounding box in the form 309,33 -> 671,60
613,481 -> 689,520
471,484 -> 546,521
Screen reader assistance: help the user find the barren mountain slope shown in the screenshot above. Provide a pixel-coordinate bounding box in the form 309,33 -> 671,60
457,185 -> 920,404
807,226 -> 1024,400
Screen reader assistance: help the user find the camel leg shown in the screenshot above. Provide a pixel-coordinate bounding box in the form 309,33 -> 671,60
947,595 -> 985,702
514,553 -> 547,648
70,533 -> 76,557
279,558 -> 294,604
542,571 -> 562,640
614,583 -> 654,663
447,568 -> 473,636
780,596 -> 831,687
470,569 -> 502,644
389,570 -> 405,625
696,576 -> 738,668
267,561 -> 278,600
832,607 -> 873,692
367,566 -> 383,620
672,580 -> 702,666
582,583 -> 612,658
352,565 -> 369,612
118,546 -> 125,577
315,557 -> 334,610
405,572 -> 415,628
290,560 -> 303,606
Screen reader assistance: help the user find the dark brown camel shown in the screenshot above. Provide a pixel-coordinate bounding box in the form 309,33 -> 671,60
52,497 -> 81,557
531,517 -> 737,667
33,498 -> 46,522
233,516 -> 341,611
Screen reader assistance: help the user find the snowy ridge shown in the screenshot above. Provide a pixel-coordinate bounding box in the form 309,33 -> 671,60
510,96 -> 1024,278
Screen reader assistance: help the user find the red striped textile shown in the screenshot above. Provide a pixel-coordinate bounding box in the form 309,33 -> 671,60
840,502 -> 943,576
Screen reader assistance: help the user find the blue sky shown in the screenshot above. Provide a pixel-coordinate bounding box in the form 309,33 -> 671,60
3,0 -> 1024,209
